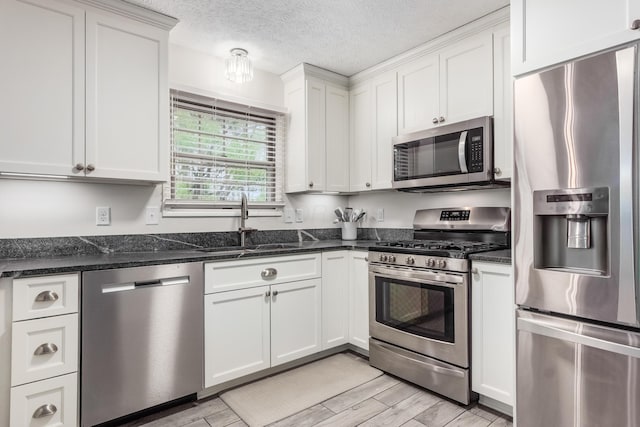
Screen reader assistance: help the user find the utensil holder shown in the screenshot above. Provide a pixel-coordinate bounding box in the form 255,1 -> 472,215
341,222 -> 357,240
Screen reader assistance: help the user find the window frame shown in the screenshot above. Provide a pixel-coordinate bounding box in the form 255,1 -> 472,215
163,87 -> 286,218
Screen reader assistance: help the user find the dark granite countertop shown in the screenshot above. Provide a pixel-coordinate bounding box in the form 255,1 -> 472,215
0,240 -> 377,278
469,249 -> 512,264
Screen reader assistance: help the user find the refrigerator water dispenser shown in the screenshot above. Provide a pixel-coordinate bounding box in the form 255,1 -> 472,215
533,187 -> 609,275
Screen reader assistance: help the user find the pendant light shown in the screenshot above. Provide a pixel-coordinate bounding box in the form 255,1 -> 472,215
225,48 -> 254,83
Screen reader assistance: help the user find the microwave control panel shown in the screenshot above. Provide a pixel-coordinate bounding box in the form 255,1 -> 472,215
468,127 -> 484,172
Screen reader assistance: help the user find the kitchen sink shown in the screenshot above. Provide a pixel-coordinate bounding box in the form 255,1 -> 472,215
192,243 -> 300,255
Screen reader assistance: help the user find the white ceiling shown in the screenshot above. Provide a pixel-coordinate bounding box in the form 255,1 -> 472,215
126,0 -> 510,77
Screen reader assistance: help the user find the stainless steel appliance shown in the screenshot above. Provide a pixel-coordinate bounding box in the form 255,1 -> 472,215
392,117 -> 508,191
514,44 -> 640,426
368,207 -> 510,404
81,263 -> 203,426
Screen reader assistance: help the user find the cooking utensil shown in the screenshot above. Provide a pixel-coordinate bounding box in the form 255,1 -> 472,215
344,207 -> 353,222
334,208 -> 344,221
355,211 -> 366,222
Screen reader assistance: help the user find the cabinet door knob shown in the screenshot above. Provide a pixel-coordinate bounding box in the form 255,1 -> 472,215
35,290 -> 59,302
265,290 -> 271,297
272,290 -> 279,297
32,404 -> 57,419
74,163 -> 84,171
438,116 -> 445,123
471,268 -> 478,274
86,164 -> 95,172
365,182 -> 371,187
631,19 -> 640,30
309,181 -> 314,188
34,343 -> 58,356
432,117 -> 438,124
261,268 -> 277,279
494,167 -> 502,175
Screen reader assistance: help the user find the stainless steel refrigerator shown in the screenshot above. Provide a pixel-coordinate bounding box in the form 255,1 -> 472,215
514,45 -> 640,426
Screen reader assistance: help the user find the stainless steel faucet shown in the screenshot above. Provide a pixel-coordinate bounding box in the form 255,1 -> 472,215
239,193 -> 255,247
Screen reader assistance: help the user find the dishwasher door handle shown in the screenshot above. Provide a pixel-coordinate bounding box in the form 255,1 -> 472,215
102,277 -> 190,293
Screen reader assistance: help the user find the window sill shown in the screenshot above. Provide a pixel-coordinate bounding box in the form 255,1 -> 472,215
162,208 -> 283,218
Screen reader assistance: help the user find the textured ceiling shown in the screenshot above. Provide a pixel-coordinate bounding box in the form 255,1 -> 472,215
125,0 -> 510,76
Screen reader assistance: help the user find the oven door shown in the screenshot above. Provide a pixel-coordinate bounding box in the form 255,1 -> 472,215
369,264 -> 469,368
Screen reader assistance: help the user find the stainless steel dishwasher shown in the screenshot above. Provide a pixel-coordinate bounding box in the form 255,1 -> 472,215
81,262 -> 203,426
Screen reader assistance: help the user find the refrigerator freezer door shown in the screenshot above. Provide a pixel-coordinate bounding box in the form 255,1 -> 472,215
514,45 -> 639,327
517,310 -> 640,427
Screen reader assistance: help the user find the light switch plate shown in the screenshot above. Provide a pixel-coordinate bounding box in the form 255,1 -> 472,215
284,208 -> 294,223
295,208 -> 303,222
145,206 -> 160,225
96,206 -> 111,226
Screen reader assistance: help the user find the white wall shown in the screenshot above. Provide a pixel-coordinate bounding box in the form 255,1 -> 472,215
350,188 -> 511,228
0,43 -> 346,239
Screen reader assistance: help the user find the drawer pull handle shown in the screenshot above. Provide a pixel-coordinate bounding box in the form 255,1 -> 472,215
273,290 -> 279,297
261,268 -> 277,279
32,403 -> 57,418
34,343 -> 58,356
35,290 -> 59,302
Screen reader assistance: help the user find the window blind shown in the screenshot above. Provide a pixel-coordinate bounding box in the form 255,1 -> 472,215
164,90 -> 285,213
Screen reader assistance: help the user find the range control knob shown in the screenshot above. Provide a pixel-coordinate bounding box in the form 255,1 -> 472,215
426,258 -> 436,267
406,256 -> 415,265
437,259 -> 447,269
379,254 -> 388,262
388,255 -> 396,263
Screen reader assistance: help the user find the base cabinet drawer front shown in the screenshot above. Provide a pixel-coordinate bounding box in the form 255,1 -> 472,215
13,274 -> 79,321
204,288 -> 271,388
204,253 -> 321,294
10,372 -> 77,427
11,314 -> 78,387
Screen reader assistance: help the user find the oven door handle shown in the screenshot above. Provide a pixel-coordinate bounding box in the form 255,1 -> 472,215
369,266 -> 464,286
457,130 -> 468,174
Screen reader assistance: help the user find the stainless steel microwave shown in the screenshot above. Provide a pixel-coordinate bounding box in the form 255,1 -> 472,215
392,116 -> 502,191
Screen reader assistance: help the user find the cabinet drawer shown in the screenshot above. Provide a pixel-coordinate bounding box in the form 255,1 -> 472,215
205,253 -> 321,293
13,273 -> 79,321
10,372 -> 77,427
11,314 -> 78,387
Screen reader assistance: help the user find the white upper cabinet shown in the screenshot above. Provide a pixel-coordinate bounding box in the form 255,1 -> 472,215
0,0 -> 85,176
349,70 -> 397,192
512,0 -> 640,76
439,33 -> 493,126
85,10 -> 169,181
492,25 -> 513,181
397,54 -> 439,134
0,0 -> 175,182
325,85 -> 350,192
397,32 -> 493,134
282,64 -> 349,193
349,83 -> 373,191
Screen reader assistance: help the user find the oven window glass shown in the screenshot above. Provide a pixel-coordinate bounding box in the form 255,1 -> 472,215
375,276 -> 454,342
393,132 -> 464,181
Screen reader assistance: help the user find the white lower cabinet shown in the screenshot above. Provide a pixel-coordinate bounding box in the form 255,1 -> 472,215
471,261 -> 515,409
349,251 -> 369,351
10,372 -> 77,427
321,252 -> 350,349
204,254 -> 322,388
7,273 -> 79,427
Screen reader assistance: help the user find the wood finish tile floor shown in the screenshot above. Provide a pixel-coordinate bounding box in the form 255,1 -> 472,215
117,354 -> 513,427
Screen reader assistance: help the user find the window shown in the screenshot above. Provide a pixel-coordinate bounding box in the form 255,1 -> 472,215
164,90 -> 285,215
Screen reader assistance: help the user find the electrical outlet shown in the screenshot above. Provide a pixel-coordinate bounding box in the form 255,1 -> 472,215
145,206 -> 160,225
96,206 -> 111,226
377,208 -> 384,222
283,208 -> 294,223
295,208 -> 304,222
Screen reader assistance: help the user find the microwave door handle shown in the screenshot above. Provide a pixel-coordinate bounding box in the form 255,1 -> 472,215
457,131 -> 468,173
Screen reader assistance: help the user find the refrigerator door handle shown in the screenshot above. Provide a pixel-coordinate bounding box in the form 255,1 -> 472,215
518,316 -> 640,359
615,46 -> 640,324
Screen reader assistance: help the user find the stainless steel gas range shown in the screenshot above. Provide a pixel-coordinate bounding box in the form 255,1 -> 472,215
368,207 -> 510,404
